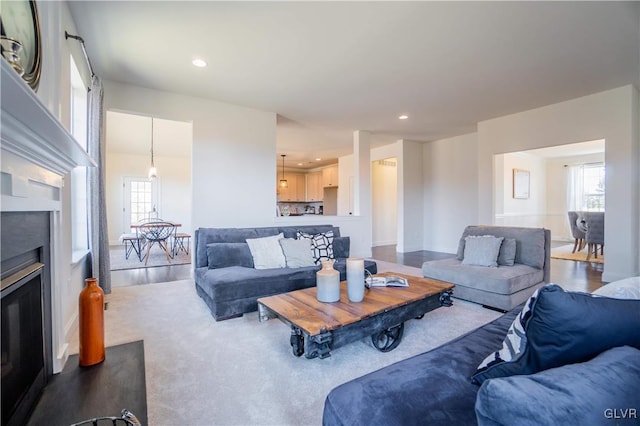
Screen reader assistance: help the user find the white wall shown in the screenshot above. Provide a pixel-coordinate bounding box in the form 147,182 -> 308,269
423,133 -> 478,253
371,157 -> 398,246
397,140 -> 424,252
337,155 -> 353,216
103,81 -> 277,232
103,81 -> 377,258
106,152 -> 191,244
478,85 -> 639,282
494,152 -> 547,228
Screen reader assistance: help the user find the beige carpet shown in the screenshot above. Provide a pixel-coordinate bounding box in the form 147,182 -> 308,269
551,244 -> 604,264
109,244 -> 191,271
67,261 -> 502,425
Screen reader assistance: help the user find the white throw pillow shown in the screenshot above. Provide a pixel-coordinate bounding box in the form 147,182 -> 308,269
462,235 -> 504,267
245,233 -> 286,269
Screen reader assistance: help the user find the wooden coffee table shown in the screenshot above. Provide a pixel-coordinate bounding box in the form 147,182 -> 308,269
257,272 -> 454,359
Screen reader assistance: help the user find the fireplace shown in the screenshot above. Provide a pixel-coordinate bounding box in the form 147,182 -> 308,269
1,58 -> 95,426
1,212 -> 52,426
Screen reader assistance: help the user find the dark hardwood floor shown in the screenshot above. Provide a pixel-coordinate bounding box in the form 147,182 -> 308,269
111,243 -> 604,294
371,243 -> 604,294
111,264 -> 192,287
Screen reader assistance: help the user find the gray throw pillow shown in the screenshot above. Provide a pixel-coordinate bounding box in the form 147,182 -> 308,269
475,346 -> 640,426
206,243 -> 254,269
461,235 -> 504,267
279,238 -> 316,268
497,238 -> 517,266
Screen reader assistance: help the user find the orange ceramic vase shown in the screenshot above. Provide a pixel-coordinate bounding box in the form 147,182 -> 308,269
79,277 -> 105,366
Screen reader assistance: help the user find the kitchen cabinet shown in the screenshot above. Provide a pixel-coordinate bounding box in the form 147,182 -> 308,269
322,165 -> 338,187
306,171 -> 323,201
277,172 -> 306,202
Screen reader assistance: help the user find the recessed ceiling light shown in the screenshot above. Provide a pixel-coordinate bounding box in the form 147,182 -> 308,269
398,114 -> 409,120
297,163 -> 303,166
192,58 -> 207,68
315,158 -> 322,161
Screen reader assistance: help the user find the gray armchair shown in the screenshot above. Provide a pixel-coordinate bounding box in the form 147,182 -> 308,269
584,212 -> 604,261
567,211 -> 586,253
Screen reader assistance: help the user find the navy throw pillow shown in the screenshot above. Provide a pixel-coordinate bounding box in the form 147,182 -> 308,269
472,284 -> 640,384
475,346 -> 640,426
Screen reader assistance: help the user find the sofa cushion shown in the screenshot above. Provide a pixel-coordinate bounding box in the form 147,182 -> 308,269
422,257 -> 543,295
206,243 -> 254,269
297,230 -> 334,263
462,235 -> 504,267
475,346 -> 640,426
196,265 -> 319,302
279,238 -> 316,268
497,238 -> 516,266
472,284 -> 640,384
456,226 -> 546,269
322,303 -> 521,426
246,233 -> 286,269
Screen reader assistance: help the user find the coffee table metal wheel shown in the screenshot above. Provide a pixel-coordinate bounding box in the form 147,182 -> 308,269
371,322 -> 404,352
290,330 -> 304,357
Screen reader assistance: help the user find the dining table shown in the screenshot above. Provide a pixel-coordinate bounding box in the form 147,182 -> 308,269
130,221 -> 182,265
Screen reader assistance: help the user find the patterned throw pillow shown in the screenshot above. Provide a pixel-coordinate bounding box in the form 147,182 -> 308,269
473,287 -> 540,382
296,230 -> 334,264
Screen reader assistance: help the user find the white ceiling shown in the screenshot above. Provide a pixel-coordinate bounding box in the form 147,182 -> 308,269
69,1 -> 640,168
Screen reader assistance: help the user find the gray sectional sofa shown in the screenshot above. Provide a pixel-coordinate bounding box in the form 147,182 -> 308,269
422,225 -> 551,311
194,225 -> 377,321
323,285 -> 640,426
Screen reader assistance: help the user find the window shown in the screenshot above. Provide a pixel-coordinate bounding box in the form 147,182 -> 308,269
123,177 -> 159,229
567,163 -> 605,212
70,55 -> 89,256
582,163 -> 605,211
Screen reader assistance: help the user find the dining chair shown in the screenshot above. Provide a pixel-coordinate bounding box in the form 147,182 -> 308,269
171,232 -> 191,256
584,212 -> 604,261
567,211 -> 586,253
137,221 -> 176,266
120,232 -> 146,261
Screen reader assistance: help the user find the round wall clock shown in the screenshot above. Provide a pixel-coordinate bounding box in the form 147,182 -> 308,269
0,0 -> 42,91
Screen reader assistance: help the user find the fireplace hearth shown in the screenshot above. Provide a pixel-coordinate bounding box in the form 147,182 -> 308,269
1,212 -> 52,426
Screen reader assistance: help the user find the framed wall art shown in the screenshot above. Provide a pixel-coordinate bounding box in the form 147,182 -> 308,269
513,169 -> 530,199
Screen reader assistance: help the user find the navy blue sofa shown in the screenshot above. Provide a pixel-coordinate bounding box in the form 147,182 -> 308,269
194,225 -> 377,321
323,285 -> 640,425
323,305 -> 520,426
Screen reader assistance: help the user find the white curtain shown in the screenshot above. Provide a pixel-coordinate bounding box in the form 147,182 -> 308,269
566,164 -> 584,212
88,75 -> 111,293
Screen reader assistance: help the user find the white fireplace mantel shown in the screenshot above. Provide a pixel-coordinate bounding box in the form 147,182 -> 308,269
1,60 -> 95,176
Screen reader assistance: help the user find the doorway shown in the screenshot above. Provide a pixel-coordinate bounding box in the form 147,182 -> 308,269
493,139 -> 605,242
372,158 -> 398,247
105,111 -> 192,245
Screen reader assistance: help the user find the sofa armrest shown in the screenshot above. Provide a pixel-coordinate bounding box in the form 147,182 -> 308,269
333,236 -> 350,258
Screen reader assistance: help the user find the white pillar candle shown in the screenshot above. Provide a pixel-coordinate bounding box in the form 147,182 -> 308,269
346,257 -> 365,302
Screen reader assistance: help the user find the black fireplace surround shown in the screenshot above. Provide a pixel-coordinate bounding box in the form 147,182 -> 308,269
1,212 -> 52,426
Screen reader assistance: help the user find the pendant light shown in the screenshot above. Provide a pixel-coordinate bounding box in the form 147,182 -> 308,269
148,117 -> 157,180
279,154 -> 288,188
